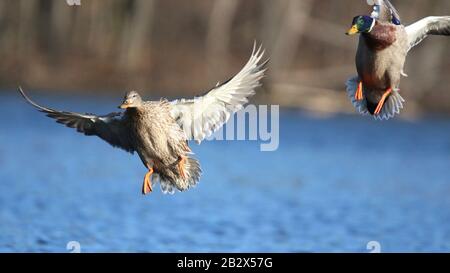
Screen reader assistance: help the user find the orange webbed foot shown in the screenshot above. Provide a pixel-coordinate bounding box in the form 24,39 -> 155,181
355,81 -> 364,101
142,167 -> 154,195
374,88 -> 393,115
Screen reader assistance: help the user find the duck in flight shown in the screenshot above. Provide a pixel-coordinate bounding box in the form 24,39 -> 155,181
19,45 -> 267,195
346,0 -> 450,120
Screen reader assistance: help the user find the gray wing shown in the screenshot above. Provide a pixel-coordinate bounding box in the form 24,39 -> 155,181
369,0 -> 401,23
170,44 -> 267,144
18,87 -> 135,153
405,16 -> 450,52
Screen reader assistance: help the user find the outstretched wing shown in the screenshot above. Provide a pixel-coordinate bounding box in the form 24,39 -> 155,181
405,16 -> 450,52
170,44 -> 268,143
368,0 -> 401,24
18,87 -> 135,153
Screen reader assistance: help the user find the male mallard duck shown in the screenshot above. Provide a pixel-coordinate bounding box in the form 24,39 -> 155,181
19,45 -> 267,195
346,0 -> 450,120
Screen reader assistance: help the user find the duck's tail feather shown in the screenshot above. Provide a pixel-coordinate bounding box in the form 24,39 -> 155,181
155,156 -> 202,194
346,76 -> 405,121
181,156 -> 202,189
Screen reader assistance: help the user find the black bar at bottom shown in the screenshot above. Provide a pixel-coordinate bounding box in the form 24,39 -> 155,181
0,253 -> 448,272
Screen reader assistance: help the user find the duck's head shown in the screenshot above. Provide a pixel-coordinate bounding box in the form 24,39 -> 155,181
119,91 -> 143,109
346,15 -> 375,35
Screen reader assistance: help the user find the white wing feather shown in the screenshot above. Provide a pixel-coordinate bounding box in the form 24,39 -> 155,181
170,44 -> 267,143
406,16 -> 450,52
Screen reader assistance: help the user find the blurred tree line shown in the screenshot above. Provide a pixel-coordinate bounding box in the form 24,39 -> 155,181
0,0 -> 449,116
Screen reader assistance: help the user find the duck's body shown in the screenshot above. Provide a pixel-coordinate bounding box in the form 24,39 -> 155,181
356,21 -> 408,114
130,100 -> 185,169
19,45 -> 267,195
125,100 -> 195,192
126,100 -> 200,193
346,0 -> 450,120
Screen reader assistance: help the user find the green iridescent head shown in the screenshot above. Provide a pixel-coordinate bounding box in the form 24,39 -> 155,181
346,15 -> 375,35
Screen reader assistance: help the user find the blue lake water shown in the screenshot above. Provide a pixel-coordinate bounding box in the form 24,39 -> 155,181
1,91 -> 450,252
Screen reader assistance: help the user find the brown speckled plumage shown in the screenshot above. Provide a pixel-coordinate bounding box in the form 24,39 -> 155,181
127,99 -> 200,193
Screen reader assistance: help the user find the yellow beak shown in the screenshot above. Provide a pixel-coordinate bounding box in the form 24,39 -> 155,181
346,25 -> 359,35
119,101 -> 130,109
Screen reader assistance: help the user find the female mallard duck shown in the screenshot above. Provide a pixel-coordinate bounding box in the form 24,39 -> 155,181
346,0 -> 450,120
19,45 -> 267,195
